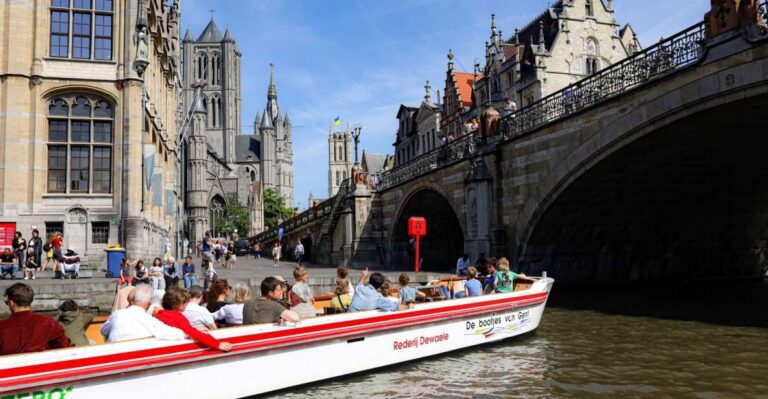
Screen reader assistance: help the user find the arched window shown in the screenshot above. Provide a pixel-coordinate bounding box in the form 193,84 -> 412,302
336,171 -> 340,186
209,196 -> 225,237
47,93 -> 113,194
338,146 -> 342,161
210,95 -> 218,128
217,97 -> 222,127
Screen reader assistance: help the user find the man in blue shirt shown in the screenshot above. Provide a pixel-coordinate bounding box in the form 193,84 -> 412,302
348,268 -> 399,312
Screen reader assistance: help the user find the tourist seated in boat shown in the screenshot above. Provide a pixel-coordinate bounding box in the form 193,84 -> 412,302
464,267 -> 483,297
378,280 -> 400,305
242,276 -> 300,325
183,285 -> 217,331
398,273 -> 425,304
336,266 -> 355,298
290,266 -> 316,319
483,258 -> 498,295
155,287 -> 232,352
133,260 -> 150,286
205,279 -> 230,314
330,277 -> 352,311
494,257 -> 526,294
57,299 -> 94,346
100,284 -> 186,343
212,282 -> 251,326
0,282 -> 71,355
348,268 -> 399,312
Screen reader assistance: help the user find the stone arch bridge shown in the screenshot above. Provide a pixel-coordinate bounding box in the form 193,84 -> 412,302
254,13 -> 768,283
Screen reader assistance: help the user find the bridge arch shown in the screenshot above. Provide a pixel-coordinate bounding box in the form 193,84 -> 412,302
390,187 -> 465,272
518,76 -> 768,283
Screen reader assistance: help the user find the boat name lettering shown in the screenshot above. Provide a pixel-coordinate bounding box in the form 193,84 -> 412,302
1,386 -> 73,399
393,333 -> 449,350
466,311 -> 528,330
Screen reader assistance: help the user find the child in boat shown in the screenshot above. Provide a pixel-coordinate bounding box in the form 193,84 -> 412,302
156,287 -> 232,352
397,273 -> 425,304
464,267 -> 483,297
330,278 -> 352,311
290,266 -> 316,319
212,282 -> 251,326
494,257 -> 526,294
336,266 -> 355,298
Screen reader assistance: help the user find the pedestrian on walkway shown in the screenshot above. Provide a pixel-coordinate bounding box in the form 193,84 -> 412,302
273,243 -> 281,268
12,232 -> 26,275
51,232 -> 63,274
254,242 -> 261,259
295,242 -> 305,266
28,229 -> 43,271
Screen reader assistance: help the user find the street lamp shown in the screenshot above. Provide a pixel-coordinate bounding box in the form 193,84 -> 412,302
350,123 -> 362,165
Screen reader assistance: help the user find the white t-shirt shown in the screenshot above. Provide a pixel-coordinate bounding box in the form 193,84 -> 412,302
183,302 -> 215,328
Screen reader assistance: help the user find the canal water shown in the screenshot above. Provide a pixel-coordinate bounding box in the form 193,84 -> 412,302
266,280 -> 768,398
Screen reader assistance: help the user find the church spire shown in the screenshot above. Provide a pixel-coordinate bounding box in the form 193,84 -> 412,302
268,63 -> 277,100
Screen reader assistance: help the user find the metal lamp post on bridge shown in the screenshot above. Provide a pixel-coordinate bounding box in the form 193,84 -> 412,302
351,123 -> 362,165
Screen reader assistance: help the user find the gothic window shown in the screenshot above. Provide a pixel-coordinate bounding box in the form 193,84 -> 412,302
46,93 -> 113,194
336,171 -> 340,186
585,0 -> 594,17
209,196 -> 225,237
338,146 -> 342,161
50,0 -> 113,60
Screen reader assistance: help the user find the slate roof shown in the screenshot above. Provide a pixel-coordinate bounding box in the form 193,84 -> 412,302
197,19 -> 223,42
362,151 -> 387,174
235,135 -> 261,162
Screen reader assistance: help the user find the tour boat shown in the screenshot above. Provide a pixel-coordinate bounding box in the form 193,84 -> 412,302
0,276 -> 553,398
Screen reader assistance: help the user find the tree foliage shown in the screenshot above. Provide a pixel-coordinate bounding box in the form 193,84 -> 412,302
264,188 -> 294,228
217,196 -> 252,237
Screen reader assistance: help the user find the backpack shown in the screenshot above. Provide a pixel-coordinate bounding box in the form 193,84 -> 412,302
42,243 -> 50,252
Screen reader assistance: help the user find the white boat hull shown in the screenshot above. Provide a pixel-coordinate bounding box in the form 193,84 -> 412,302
0,278 -> 553,398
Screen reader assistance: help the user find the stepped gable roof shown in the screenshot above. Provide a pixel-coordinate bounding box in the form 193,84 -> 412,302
197,18 -> 223,42
361,151 -> 387,174
235,135 -> 261,162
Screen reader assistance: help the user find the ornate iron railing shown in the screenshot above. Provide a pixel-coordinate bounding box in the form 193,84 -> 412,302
375,17 -> 714,192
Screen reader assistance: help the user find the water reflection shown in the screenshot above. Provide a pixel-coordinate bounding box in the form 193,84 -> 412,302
263,281 -> 768,398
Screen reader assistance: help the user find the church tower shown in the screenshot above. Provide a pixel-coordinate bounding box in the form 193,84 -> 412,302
181,18 -> 241,162
328,125 -> 353,197
258,64 -> 294,208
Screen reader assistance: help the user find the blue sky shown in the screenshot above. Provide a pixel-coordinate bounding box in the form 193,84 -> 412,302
181,0 -> 707,210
